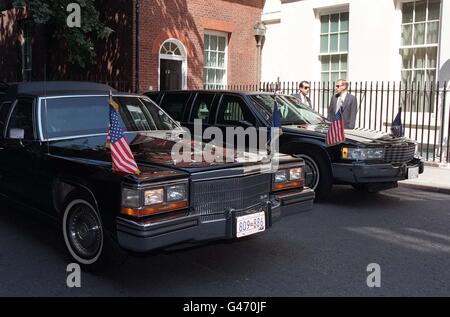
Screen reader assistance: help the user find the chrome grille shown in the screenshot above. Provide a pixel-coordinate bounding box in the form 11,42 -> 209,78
191,173 -> 271,217
384,143 -> 416,164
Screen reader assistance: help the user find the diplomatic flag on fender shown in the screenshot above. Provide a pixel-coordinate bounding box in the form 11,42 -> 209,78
391,107 -> 404,138
326,109 -> 345,146
106,95 -> 140,175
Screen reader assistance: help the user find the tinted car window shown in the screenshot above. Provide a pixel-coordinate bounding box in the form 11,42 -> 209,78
159,92 -> 190,121
250,94 -> 327,125
216,95 -> 256,126
42,96 -> 110,139
0,101 -> 13,137
7,99 -> 34,140
190,93 -> 215,122
138,97 -> 179,130
146,92 -> 160,103
41,96 -> 179,139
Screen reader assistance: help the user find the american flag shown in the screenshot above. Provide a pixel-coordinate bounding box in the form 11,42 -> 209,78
106,96 -> 140,175
391,107 -> 404,138
326,109 -> 345,145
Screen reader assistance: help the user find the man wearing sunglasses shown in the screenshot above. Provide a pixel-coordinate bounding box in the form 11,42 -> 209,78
327,79 -> 358,129
292,81 -> 312,108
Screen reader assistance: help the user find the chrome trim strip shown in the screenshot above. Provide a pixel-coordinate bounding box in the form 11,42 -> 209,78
123,178 -> 190,190
46,133 -> 108,142
40,94 -> 139,100
37,98 -> 42,140
191,170 -> 264,182
3,99 -> 18,139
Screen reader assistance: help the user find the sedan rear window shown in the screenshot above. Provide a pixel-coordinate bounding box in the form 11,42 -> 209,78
41,96 -> 110,139
40,96 -> 179,139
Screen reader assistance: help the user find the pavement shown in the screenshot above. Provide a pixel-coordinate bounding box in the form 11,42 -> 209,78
399,163 -> 450,194
1,186 -> 450,296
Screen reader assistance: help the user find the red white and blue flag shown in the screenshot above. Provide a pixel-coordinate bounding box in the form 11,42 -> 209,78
106,96 -> 140,175
326,109 -> 345,145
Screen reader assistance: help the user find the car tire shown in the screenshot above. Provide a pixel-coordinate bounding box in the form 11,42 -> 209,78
61,191 -> 109,272
295,150 -> 332,201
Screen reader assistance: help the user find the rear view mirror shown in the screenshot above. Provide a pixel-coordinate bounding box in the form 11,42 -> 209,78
9,128 -> 24,139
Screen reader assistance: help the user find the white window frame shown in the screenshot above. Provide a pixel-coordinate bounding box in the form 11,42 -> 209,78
399,0 -> 441,84
399,0 -> 442,115
158,38 -> 188,90
203,30 -> 228,89
318,10 -> 349,83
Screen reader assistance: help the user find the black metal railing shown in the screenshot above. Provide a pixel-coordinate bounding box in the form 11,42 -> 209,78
212,81 -> 450,164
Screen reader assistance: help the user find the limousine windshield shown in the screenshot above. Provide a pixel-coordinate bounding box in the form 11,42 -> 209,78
250,94 -> 327,126
40,95 -> 179,139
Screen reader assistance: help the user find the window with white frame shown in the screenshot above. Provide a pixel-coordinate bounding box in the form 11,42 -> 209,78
319,12 -> 349,83
203,32 -> 227,89
400,0 -> 440,84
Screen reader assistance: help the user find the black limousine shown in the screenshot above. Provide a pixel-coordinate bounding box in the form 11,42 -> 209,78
145,90 -> 424,200
0,82 -> 314,269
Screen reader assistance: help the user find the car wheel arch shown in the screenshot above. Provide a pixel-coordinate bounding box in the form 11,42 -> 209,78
53,177 -> 100,216
282,141 -> 332,165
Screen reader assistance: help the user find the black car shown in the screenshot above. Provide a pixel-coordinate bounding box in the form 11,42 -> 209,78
145,90 -> 424,199
0,82 -> 314,269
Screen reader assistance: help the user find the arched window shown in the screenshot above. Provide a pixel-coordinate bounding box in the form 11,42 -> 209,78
160,41 -> 182,56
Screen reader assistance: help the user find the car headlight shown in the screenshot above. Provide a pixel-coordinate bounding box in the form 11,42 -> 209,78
272,167 -> 304,191
121,181 -> 189,218
144,188 -> 164,205
274,170 -> 288,183
289,167 -> 303,180
121,188 -> 141,208
341,147 -> 384,160
166,184 -> 187,202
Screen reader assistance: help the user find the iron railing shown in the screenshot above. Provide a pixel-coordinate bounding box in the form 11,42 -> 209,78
211,81 -> 450,164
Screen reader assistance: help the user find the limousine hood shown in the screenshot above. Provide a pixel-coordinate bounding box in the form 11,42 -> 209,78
282,124 -> 414,146
48,132 -> 283,174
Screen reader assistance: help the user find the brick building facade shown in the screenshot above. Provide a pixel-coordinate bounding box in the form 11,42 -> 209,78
0,0 -> 264,92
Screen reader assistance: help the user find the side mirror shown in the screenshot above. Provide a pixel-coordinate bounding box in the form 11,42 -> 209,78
9,128 -> 24,139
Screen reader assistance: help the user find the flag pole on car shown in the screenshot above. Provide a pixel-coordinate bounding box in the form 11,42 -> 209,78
391,106 -> 404,138
106,91 -> 141,175
325,107 -> 345,146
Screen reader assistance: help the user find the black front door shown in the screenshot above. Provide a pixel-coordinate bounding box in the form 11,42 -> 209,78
160,59 -> 182,91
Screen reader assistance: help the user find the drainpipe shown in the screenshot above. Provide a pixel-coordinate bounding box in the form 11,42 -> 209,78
135,0 -> 140,93
254,21 -> 266,90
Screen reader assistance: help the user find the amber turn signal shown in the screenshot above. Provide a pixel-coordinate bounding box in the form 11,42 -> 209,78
121,200 -> 188,218
272,180 -> 304,192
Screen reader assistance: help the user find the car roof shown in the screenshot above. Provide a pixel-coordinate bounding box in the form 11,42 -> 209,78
1,81 -> 118,97
145,90 -> 276,96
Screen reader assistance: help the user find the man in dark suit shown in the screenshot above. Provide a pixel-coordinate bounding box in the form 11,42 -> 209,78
292,81 -> 312,107
327,79 -> 358,129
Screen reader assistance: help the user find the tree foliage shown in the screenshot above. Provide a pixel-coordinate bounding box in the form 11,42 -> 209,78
13,0 -> 113,67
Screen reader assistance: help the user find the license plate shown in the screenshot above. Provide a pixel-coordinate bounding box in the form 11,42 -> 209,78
236,211 -> 266,238
408,166 -> 419,179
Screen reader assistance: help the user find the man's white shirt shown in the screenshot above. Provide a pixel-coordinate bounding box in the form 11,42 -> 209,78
336,91 -> 347,114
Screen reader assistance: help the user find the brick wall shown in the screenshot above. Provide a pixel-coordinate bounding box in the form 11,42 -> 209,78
0,0 -> 264,92
139,0 -> 264,92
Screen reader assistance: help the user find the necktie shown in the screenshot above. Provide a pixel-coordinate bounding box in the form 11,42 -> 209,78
336,96 -> 343,114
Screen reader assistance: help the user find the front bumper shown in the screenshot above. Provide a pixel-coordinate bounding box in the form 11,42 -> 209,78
116,187 -> 314,253
332,158 -> 424,184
